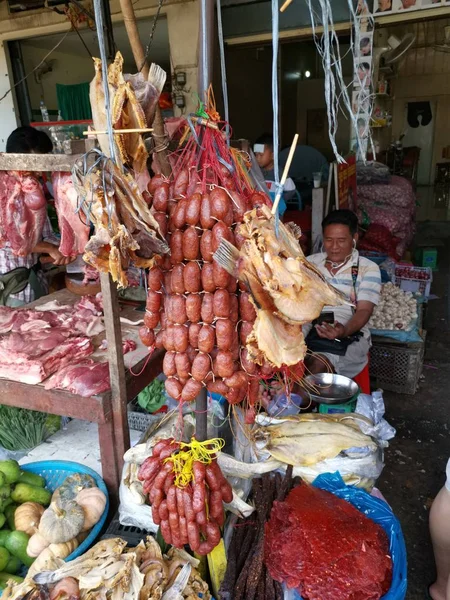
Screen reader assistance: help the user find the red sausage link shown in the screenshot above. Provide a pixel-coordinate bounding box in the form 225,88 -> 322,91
187,521 -> 200,551
160,519 -> 173,545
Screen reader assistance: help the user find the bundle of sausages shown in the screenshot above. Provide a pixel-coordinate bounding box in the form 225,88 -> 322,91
138,438 -> 233,554
139,168 -> 274,410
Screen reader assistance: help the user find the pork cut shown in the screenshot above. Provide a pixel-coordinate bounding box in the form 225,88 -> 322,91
0,171 -> 47,256
0,336 -> 93,385
52,172 -> 90,257
44,359 -> 110,396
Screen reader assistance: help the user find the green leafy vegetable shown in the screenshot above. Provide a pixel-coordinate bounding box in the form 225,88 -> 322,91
0,406 -> 60,451
137,379 -> 165,413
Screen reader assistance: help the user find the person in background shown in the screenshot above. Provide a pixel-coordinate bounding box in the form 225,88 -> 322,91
429,458 -> 450,600
0,126 -> 72,307
278,138 -> 329,205
303,209 -> 381,378
253,133 -> 297,215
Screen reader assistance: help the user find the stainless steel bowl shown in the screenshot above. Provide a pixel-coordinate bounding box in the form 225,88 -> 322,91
304,373 -> 359,405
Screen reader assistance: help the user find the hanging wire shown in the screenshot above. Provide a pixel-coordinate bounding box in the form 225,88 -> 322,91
139,0 -> 165,72
0,31 -> 70,104
216,0 -> 230,144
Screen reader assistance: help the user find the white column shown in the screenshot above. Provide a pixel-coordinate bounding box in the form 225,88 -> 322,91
0,41 -> 19,151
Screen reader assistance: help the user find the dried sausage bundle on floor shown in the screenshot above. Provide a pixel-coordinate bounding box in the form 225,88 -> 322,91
138,437 -> 233,554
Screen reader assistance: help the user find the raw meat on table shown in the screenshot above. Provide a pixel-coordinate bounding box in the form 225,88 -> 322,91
0,336 -> 93,385
52,172 -> 90,257
0,171 -> 47,256
46,338 -> 137,396
0,295 -> 105,385
45,359 -> 110,396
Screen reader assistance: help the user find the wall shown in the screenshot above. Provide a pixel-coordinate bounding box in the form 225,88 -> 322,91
0,42 -> 17,150
295,78 -> 353,161
390,18 -> 450,183
221,44 -> 274,143
0,0 -> 199,150
20,44 -> 95,115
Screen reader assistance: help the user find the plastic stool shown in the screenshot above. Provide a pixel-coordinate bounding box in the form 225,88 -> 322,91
353,362 -> 370,394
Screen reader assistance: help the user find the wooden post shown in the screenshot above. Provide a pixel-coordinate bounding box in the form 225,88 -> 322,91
100,272 -> 130,479
118,0 -> 171,178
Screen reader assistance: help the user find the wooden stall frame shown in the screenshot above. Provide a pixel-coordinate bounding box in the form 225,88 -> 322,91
0,152 -> 164,507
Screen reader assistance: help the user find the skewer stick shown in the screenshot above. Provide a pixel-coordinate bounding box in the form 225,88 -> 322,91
271,133 -> 299,215
280,0 -> 293,12
83,128 -> 154,136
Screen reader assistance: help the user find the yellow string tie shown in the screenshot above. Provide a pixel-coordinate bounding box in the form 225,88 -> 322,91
164,437 -> 225,488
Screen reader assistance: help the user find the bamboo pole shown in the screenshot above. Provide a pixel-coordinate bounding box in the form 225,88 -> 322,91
118,0 -> 171,177
271,133 -> 298,215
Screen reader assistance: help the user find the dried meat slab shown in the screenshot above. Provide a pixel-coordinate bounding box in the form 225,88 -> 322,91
0,337 -> 93,385
265,484 -> 392,600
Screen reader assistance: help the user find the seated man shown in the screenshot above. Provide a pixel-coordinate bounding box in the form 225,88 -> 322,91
304,209 -> 381,379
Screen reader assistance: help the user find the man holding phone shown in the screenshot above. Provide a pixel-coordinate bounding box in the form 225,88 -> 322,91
304,210 -> 381,378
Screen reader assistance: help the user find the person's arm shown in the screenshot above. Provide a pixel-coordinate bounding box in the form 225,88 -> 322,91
32,241 -> 71,266
316,300 -> 375,339
35,216 -> 74,266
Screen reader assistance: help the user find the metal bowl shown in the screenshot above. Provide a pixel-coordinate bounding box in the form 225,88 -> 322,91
304,373 -> 359,405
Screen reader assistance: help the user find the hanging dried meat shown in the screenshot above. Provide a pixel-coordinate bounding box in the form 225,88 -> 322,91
141,98 -> 349,415
90,52 -> 148,178
265,484 -> 392,599
73,156 -> 168,288
214,204 -> 351,368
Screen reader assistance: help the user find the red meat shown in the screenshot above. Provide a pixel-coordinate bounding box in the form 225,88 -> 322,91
52,172 -> 90,257
265,484 -> 392,600
0,171 -> 47,256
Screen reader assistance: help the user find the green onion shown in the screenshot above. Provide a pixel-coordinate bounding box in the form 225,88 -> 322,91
0,406 -> 60,451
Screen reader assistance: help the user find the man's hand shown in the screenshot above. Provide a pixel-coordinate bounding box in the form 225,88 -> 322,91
315,321 -> 346,340
47,247 -> 75,266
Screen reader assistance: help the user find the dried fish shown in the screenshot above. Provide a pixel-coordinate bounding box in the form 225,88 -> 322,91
90,52 -> 149,177
214,204 -> 352,366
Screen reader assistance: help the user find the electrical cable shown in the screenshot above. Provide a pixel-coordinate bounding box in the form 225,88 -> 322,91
139,0 -> 165,72
216,0 -> 230,144
0,30 -> 70,104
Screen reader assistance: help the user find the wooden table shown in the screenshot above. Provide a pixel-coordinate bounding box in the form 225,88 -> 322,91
0,289 -> 164,506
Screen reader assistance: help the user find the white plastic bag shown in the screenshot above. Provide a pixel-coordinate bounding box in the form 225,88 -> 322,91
119,461 -> 158,532
356,390 -> 396,442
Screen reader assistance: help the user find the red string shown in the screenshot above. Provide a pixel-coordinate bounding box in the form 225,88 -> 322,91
128,347 -> 155,376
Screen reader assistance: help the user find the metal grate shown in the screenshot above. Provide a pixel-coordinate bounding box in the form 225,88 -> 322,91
101,514 -> 149,547
127,402 -> 165,432
369,340 -> 425,395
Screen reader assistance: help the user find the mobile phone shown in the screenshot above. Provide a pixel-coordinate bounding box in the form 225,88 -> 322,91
317,311 -> 335,325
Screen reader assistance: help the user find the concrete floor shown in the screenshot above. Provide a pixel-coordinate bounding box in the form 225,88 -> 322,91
379,225 -> 450,600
